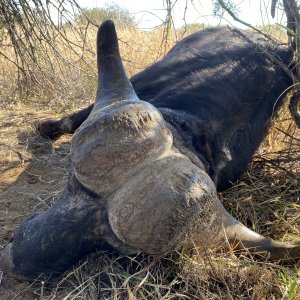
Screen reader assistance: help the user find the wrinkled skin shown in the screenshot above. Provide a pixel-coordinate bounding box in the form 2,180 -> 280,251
0,21 -> 299,282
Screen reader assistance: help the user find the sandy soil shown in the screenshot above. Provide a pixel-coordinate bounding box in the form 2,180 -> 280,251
0,105 -> 71,299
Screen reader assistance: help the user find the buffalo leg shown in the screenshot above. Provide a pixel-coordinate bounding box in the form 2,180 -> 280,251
36,104 -> 94,140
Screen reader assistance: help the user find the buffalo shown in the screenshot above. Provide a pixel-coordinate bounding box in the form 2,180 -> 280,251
0,20 -> 299,282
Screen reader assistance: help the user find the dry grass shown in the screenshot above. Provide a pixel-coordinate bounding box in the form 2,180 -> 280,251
0,25 -> 299,299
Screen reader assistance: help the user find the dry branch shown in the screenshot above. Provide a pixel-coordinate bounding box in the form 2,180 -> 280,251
231,28 -> 296,82
216,0 -> 300,128
289,90 -> 300,127
0,0 -> 95,90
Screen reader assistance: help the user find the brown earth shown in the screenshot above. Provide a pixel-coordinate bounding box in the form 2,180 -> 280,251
0,105 -> 71,299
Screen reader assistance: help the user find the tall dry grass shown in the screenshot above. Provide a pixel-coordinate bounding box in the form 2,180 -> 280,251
0,24 -> 299,299
0,25 -> 177,110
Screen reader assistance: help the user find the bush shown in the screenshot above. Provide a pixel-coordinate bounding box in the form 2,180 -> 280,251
76,4 -> 136,29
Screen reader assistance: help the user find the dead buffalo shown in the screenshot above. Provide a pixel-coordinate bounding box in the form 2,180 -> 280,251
0,20 -> 299,282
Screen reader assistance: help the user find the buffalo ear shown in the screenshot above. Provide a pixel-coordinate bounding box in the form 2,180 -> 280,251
95,20 -> 139,110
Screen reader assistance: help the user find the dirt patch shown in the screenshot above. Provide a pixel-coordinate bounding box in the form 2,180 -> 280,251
0,105 -> 71,299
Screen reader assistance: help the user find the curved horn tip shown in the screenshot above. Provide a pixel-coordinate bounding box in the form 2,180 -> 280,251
98,20 -> 119,53
95,19 -> 139,107
99,19 -> 116,31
